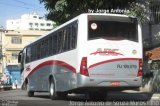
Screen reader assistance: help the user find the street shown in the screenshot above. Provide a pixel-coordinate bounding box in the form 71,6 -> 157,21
0,90 -> 160,106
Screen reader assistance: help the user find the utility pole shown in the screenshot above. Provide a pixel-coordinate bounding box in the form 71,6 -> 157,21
0,27 -> 4,78
0,27 -> 6,76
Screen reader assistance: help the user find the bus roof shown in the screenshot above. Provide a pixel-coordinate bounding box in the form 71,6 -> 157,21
24,13 -> 135,48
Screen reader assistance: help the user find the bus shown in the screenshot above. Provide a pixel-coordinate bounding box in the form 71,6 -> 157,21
18,13 -> 143,100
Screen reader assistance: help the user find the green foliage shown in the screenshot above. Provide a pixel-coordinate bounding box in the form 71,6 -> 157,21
39,0 -> 150,24
126,1 -> 150,23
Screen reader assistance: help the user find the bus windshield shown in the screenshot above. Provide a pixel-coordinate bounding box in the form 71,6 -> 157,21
88,15 -> 138,42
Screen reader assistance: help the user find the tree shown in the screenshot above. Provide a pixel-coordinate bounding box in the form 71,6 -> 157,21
126,0 -> 150,23
39,0 -> 136,25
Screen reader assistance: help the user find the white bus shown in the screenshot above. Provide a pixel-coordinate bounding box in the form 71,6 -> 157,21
18,13 -> 143,100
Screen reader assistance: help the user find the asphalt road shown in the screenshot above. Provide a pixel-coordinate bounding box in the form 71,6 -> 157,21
0,90 -> 160,106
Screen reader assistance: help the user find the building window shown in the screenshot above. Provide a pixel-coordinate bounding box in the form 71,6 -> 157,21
29,23 -> 33,28
40,23 -> 45,26
11,36 -> 22,44
33,16 -> 37,18
35,28 -> 39,30
29,23 -> 33,27
150,1 -> 160,24
29,23 -> 33,25
29,28 -> 33,30
46,23 -> 51,26
12,52 -> 19,60
35,23 -> 38,27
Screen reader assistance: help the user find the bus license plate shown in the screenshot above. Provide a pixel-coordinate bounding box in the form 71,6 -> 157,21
111,81 -> 120,86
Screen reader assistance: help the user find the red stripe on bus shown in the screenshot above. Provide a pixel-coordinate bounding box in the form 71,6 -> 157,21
89,58 -> 141,69
27,60 -> 76,78
21,60 -> 76,89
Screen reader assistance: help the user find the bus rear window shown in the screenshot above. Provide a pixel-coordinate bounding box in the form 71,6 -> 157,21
88,19 -> 138,42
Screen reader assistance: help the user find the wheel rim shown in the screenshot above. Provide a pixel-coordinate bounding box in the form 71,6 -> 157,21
50,82 -> 54,96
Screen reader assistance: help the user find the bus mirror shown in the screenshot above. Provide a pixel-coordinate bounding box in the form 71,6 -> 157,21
18,54 -> 21,63
18,51 -> 22,63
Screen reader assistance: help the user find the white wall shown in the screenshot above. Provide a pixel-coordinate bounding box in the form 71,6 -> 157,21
6,13 -> 55,31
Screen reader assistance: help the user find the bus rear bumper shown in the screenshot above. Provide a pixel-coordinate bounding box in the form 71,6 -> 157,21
77,74 -> 142,89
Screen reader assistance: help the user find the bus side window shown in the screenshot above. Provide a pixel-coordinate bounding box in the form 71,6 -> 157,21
31,45 -> 36,61
37,43 -> 41,59
44,38 -> 49,57
40,40 -> 45,58
52,34 -> 57,55
34,44 -> 38,60
49,35 -> 53,55
67,27 -> 71,50
18,51 -> 24,73
71,23 -> 78,49
62,28 -> 69,51
26,47 -> 31,63
57,31 -> 63,53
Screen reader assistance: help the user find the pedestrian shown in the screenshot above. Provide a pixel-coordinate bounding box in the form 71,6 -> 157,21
15,79 -> 18,89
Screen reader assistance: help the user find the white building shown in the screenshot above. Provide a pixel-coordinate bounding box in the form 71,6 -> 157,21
6,12 -> 56,31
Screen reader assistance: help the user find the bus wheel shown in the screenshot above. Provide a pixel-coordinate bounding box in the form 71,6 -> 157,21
27,83 -> 34,97
28,91 -> 34,97
89,92 -> 107,101
57,92 -> 68,99
49,78 -> 58,100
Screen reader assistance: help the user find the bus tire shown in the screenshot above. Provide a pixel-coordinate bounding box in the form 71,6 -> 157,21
49,78 -> 58,100
28,91 -> 34,97
89,91 -> 107,101
27,82 -> 34,97
57,92 -> 67,99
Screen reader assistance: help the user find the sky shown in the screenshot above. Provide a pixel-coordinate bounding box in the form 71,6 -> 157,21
0,0 -> 47,28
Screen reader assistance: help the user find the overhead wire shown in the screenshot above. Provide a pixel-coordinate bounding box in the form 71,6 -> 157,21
0,1 -> 32,9
12,0 -> 44,9
0,0 -> 44,10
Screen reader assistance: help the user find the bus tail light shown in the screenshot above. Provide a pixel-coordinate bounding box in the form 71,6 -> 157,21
137,59 -> 143,77
80,57 -> 89,76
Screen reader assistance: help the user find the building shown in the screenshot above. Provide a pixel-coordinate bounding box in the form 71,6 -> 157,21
0,12 -> 55,88
140,0 -> 160,93
6,12 -> 56,31
4,30 -> 49,64
0,30 -> 49,88
142,0 -> 160,50
142,0 -> 160,62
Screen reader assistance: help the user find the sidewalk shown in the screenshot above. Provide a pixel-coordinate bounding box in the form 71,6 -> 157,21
123,88 -> 160,100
